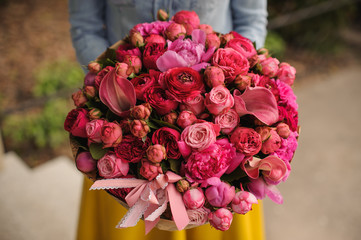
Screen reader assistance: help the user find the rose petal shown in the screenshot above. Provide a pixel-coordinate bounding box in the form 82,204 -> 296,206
156,51 -> 188,72
233,87 -> 279,125
99,68 -> 136,116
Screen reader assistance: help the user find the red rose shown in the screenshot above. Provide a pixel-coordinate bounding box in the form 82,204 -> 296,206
64,108 -> 89,138
144,85 -> 179,115
230,127 -> 262,156
114,135 -> 151,163
159,67 -> 204,102
212,48 -> 249,83
152,127 -> 181,159
143,42 -> 166,70
130,70 -> 160,101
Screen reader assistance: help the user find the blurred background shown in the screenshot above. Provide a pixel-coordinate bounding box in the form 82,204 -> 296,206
0,0 -> 360,239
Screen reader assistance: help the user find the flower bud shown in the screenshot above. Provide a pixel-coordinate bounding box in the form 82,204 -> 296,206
157,9 -> 169,21
204,66 -> 225,88
131,103 -> 151,120
165,22 -> 186,41
177,110 -> 197,129
76,151 -> 97,174
206,33 -> 221,49
123,55 -> 142,75
231,191 -> 258,215
130,31 -> 144,47
146,144 -> 166,164
208,208 -> 233,231
83,86 -> 96,98
176,179 -> 190,193
276,122 -> 290,139
255,126 -> 271,142
257,48 -> 269,57
88,108 -> 102,120
130,120 -> 150,139
261,129 -> 281,154
183,188 -> 205,209
234,75 -> 251,91
220,33 -> 234,45
115,62 -> 130,78
72,89 -> 87,107
87,62 -> 101,73
139,158 -> 163,181
199,24 -> 213,34
162,112 -> 178,125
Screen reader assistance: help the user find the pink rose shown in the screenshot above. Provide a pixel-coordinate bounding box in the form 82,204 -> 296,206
183,139 -> 235,182
123,55 -> 142,75
204,66 -> 225,88
152,127 -> 181,159
214,109 -> 240,135
180,121 -> 220,152
130,103 -> 152,120
179,94 -> 205,116
64,108 -> 89,138
277,62 -> 296,86
230,127 -> 262,156
130,70 -> 160,101
206,33 -> 221,49
261,129 -> 281,154
129,120 -> 150,139
231,191 -> 258,214
143,85 -> 179,115
72,89 -> 87,107
205,85 -> 234,116
100,122 -> 122,148
259,57 -> 280,78
225,37 -> 257,59
212,48 -> 250,83
146,144 -> 166,164
86,119 -> 105,143
75,151 -> 97,175
165,22 -> 186,41
183,188 -> 205,209
276,122 -> 290,139
186,207 -> 211,225
139,159 -> 163,181
208,208 -> 233,231
177,110 -> 197,129
162,112 -> 178,125
97,152 -> 129,179
205,180 -> 236,207
114,135 -> 151,163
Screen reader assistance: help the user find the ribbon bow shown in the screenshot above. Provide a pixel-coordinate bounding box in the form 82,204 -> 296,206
90,171 -> 189,234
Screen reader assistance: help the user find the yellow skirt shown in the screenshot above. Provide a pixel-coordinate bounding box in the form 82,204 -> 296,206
77,177 -> 265,240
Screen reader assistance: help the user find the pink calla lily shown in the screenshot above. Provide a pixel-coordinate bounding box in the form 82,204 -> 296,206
233,87 -> 279,125
247,178 -> 284,204
99,67 -> 136,116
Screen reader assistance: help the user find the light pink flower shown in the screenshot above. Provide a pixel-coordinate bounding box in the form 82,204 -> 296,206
204,66 -> 225,88
205,179 -> 236,207
86,119 -> 105,143
183,188 -> 205,210
179,94 -> 205,116
277,62 -> 296,86
97,152 -> 129,179
231,191 -> 258,214
214,109 -> 239,135
276,123 -> 291,139
247,178 -> 283,204
187,207 -> 211,225
146,144 -> 166,164
208,208 -> 233,231
261,129 -> 281,154
123,55 -> 142,75
205,85 -> 234,116
101,122 -> 123,148
177,110 -> 197,129
139,159 -> 163,181
115,62 -> 130,79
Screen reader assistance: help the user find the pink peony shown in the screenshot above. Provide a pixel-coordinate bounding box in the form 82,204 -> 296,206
230,127 -> 262,156
208,208 -> 233,231
86,119 -> 105,143
261,129 -> 281,154
130,21 -> 171,38
114,135 -> 151,163
146,144 -> 166,164
205,179 -> 236,207
179,94 -> 206,116
183,139 -> 235,182
277,62 -> 296,86
97,152 -> 129,179
177,110 -> 197,129
205,85 -> 234,116
214,109 -> 240,135
139,159 -> 163,181
204,66 -> 225,88
231,191 -> 258,214
183,188 -> 205,209
64,108 -> 89,138
152,127 -> 181,159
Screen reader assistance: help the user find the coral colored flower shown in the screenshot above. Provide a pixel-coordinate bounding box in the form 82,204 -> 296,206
261,129 -> 281,155
129,120 -> 150,139
226,36 -> 257,59
101,122 -> 123,148
146,144 -> 166,164
139,159 -> 163,181
204,66 -> 225,88
72,89 -> 87,107
277,62 -> 296,86
165,22 -> 187,41
259,57 -> 280,78
208,208 -> 233,231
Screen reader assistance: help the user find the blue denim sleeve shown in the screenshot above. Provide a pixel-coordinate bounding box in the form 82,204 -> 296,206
68,0 -> 110,67
231,0 -> 268,48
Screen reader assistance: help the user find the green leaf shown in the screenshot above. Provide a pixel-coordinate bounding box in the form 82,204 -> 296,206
221,167 -> 247,183
168,159 -> 181,173
89,143 -> 108,160
151,119 -> 181,132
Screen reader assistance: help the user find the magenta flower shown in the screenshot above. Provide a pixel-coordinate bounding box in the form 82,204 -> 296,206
205,178 -> 236,207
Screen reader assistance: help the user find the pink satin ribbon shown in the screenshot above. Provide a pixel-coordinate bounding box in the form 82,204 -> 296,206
90,171 -> 190,234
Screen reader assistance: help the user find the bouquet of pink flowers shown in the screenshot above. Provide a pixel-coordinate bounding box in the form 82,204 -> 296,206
65,9 -> 299,233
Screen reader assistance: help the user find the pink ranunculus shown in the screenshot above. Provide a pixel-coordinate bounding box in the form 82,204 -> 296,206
162,112 -> 178,125
184,139 -> 235,182
177,110 -> 197,129
114,135 -> 150,163
97,152 -> 129,179
123,55 -> 142,75
139,159 -> 163,181
145,34 -> 166,45
129,120 -> 150,139
86,119 -> 105,143
261,129 -> 281,154
234,74 -> 251,91
259,57 -> 280,78
277,62 -> 296,86
205,179 -> 236,207
130,70 -> 160,101
142,42 -> 166,70
143,85 -> 179,115
212,48 -> 250,83
276,122 -> 291,139
172,10 -> 200,34
273,130 -> 299,162
64,108 -> 89,138
214,109 -> 240,135
183,188 -> 205,209
206,33 -> 221,49
187,207 -> 211,225
156,30 -> 215,72
208,208 -> 233,231
179,94 -> 205,116
115,43 -> 142,62
204,66 -> 225,88
146,144 -> 166,164
199,24 -> 213,34
101,122 -> 123,148
226,37 -> 257,59
231,191 -> 258,214
230,127 -> 262,156
165,22 -> 187,41
152,127 -> 181,159
158,67 -> 204,102
130,103 -> 152,120
75,151 -> 97,174
72,89 -> 87,107
205,85 -> 234,116
180,121 -> 220,152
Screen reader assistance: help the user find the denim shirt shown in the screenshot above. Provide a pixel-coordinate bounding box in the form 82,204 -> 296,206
69,0 -> 267,66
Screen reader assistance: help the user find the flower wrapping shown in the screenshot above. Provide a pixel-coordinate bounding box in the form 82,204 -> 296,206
65,9 -> 299,234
